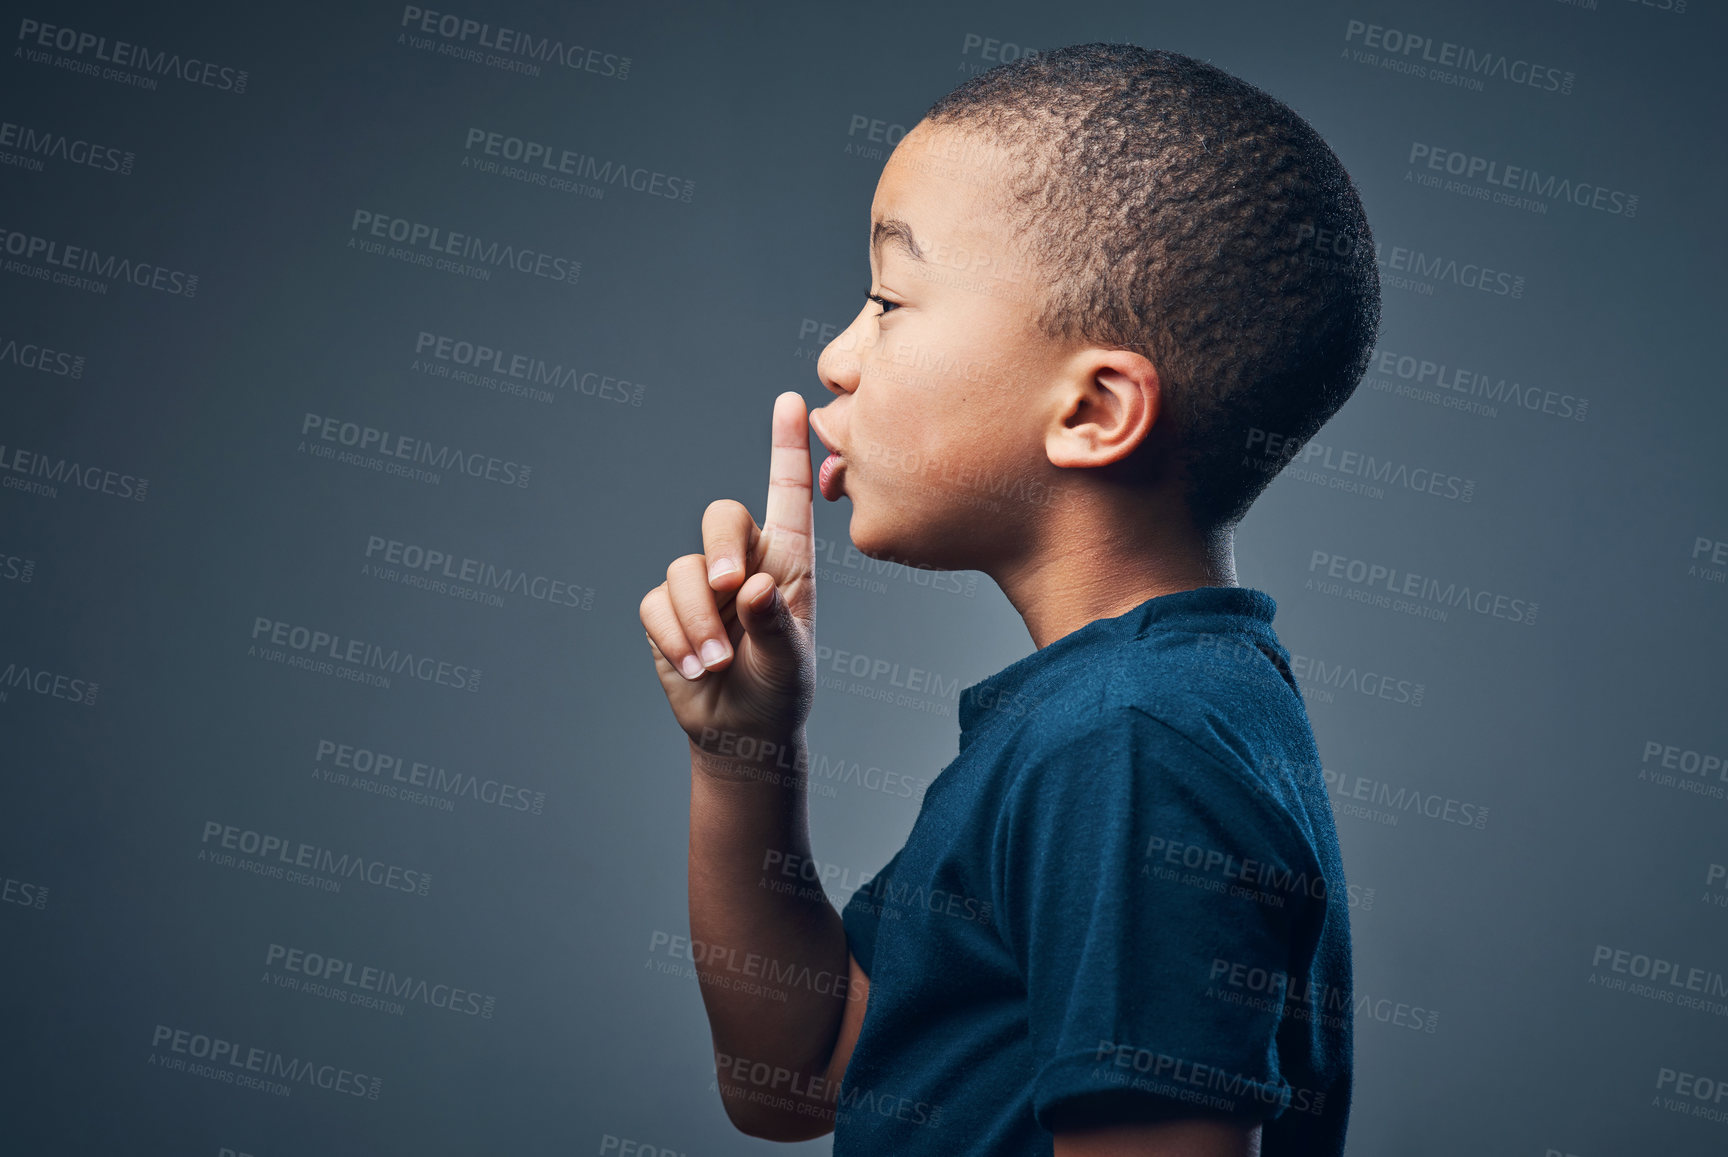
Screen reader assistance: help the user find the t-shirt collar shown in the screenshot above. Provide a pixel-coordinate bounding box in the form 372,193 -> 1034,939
956,585 -> 1277,741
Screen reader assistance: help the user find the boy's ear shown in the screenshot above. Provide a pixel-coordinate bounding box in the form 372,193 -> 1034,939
1045,349 -> 1161,470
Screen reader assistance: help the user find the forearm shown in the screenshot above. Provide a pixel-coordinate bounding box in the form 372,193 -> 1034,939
687,731 -> 851,1138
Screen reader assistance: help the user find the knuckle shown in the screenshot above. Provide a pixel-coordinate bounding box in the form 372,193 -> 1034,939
704,501 -> 751,548
685,594 -> 720,627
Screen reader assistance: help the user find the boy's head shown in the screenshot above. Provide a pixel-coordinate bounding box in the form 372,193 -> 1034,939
811,43 -> 1380,573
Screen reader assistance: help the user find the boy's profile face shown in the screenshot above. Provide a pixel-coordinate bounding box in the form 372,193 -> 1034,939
811,120 -> 1077,576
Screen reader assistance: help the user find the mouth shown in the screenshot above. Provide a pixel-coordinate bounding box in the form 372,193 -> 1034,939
810,409 -> 847,502
817,452 -> 846,502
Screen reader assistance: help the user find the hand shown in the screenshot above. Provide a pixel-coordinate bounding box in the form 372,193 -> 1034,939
639,391 -> 818,759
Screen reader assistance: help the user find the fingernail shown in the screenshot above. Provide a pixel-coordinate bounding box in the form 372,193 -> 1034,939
679,654 -> 704,680
709,557 -> 737,582
700,638 -> 728,668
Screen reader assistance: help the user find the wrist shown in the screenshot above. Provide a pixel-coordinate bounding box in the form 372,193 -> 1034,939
688,727 -> 808,782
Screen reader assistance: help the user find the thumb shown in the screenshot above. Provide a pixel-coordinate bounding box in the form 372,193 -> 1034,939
734,571 -> 798,655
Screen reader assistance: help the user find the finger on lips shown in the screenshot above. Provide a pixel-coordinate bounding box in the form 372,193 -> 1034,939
759,391 -> 815,579
642,393 -> 813,688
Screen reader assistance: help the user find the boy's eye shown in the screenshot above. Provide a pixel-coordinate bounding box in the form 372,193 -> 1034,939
866,292 -> 900,316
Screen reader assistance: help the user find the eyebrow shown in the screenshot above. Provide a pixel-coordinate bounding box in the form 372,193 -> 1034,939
871,216 -> 927,264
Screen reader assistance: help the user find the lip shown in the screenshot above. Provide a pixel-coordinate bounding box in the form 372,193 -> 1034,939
810,407 -> 848,501
817,450 -> 846,501
808,407 -> 844,458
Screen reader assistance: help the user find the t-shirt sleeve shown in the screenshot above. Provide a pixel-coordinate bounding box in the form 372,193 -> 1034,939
841,845 -> 904,979
995,705 -> 1321,1133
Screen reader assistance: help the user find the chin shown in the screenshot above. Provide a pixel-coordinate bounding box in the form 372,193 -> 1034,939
844,505 -> 906,566
845,504 -> 960,574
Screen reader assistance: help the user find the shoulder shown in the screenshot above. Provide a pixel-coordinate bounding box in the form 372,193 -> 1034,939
1002,695 -> 1273,807
1005,631 -> 1302,786
998,667 -> 1318,859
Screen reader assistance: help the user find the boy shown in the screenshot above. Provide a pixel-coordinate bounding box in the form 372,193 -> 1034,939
639,43 -> 1378,1156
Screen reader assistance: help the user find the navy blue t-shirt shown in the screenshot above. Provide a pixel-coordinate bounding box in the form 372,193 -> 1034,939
834,586 -> 1353,1155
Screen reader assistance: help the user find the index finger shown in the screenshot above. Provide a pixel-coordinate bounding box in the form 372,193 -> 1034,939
758,390 -> 814,581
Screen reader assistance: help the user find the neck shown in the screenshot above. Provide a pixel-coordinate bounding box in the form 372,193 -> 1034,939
988,490 -> 1237,650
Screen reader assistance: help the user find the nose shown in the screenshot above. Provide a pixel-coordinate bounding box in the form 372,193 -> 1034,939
815,300 -> 873,398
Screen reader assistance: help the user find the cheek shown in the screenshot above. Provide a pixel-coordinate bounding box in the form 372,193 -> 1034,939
854,420 -> 958,508
854,375 -> 914,443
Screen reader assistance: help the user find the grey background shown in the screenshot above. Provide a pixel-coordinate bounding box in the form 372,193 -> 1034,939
1,0 -> 1724,1154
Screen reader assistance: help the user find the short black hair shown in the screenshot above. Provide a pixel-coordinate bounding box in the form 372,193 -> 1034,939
920,43 -> 1381,531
